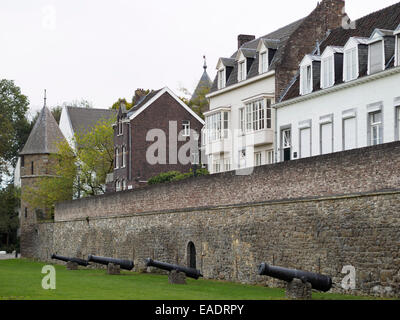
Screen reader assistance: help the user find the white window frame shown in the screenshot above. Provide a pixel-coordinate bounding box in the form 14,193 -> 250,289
213,160 -> 221,173
239,108 -> 245,135
344,47 -> 358,82
118,120 -> 123,136
206,111 -> 229,142
319,115 -> 334,155
115,148 -> 119,169
238,60 -> 246,82
244,99 -> 267,133
115,180 -> 121,192
266,150 -> 274,164
321,55 -> 334,89
121,146 -> 126,168
368,110 -> 383,146
342,109 -> 358,151
254,152 -> 262,167
259,51 -> 268,74
182,120 -> 191,137
218,68 -> 226,89
368,40 -> 385,75
299,120 -> 312,159
224,158 -> 231,172
300,64 -> 312,95
122,180 -> 126,191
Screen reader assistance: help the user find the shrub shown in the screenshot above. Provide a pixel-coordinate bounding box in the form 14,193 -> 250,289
148,168 -> 209,185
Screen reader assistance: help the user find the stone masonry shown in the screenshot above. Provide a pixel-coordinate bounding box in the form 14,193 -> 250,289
24,141 -> 400,298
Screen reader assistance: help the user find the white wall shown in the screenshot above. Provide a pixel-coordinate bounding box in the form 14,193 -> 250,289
59,107 -> 75,149
206,75 -> 276,173
276,70 -> 400,162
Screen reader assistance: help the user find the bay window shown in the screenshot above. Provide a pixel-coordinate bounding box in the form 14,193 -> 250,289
206,111 -> 230,142
243,98 -> 272,133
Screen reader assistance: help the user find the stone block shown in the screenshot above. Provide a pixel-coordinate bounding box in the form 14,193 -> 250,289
286,279 -> 312,300
107,263 -> 121,275
169,270 -> 186,285
66,261 -> 78,270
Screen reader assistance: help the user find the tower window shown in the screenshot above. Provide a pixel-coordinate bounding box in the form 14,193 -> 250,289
31,161 -> 34,175
21,156 -> 25,167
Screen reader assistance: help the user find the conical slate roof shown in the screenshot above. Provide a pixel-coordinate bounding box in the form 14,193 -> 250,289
191,70 -> 212,102
20,107 -> 66,155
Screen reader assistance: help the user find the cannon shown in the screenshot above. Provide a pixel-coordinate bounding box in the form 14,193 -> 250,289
51,254 -> 90,267
87,255 -> 134,271
145,258 -> 203,280
258,263 -> 332,292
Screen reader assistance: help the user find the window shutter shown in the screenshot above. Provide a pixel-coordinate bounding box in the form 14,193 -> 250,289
369,41 -> 383,74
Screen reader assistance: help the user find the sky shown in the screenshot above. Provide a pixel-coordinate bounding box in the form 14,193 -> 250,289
0,0 -> 399,117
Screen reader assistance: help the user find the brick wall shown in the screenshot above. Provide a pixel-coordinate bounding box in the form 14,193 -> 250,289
113,92 -> 204,190
276,0 -> 346,100
56,141 -> 400,222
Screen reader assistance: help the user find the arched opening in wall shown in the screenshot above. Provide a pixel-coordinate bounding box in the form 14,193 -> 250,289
187,241 -> 196,269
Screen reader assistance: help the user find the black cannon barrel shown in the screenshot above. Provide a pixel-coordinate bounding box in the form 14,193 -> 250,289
88,255 -> 134,271
51,254 -> 90,267
145,258 -> 203,280
258,263 -> 332,292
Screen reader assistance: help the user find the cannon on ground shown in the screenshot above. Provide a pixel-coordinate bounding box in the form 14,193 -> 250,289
87,255 -> 134,271
51,254 -> 90,267
258,263 -> 332,292
145,258 -> 203,280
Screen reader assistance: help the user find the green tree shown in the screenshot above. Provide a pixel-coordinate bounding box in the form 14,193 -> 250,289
110,89 -> 151,111
179,85 -> 210,119
23,116 -> 116,211
0,184 -> 19,251
0,80 -> 30,177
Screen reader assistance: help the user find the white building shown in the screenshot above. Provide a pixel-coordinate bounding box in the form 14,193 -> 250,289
202,0 -> 347,174
275,22 -> 400,162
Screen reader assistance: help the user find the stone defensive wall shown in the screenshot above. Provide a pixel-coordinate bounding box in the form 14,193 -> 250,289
27,142 -> 400,297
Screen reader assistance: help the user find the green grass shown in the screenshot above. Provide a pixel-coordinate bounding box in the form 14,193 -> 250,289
0,259 -> 381,300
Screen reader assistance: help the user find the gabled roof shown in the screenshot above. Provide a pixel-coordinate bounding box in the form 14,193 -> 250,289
65,106 -> 116,135
281,2 -> 400,103
20,107 -> 66,155
127,87 -> 205,124
210,18 -> 305,93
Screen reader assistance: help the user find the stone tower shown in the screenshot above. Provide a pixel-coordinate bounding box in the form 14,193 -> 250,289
19,106 -> 65,257
190,56 -> 213,113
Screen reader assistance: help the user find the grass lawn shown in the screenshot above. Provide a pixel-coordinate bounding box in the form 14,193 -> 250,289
0,259 -> 380,300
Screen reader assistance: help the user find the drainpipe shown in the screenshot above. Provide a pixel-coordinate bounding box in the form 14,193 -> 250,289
274,104 -> 278,163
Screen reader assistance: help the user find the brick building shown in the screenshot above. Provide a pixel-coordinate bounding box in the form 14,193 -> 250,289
109,87 -> 205,191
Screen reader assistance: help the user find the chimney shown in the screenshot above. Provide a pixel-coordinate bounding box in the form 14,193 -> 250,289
238,34 -> 256,49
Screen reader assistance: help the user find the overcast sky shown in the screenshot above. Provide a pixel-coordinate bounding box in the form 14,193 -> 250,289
0,0 -> 399,116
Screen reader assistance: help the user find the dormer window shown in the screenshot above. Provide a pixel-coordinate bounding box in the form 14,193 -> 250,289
218,69 -> 226,89
238,60 -> 246,82
259,51 -> 268,73
344,47 -> 358,82
321,56 -> 334,88
368,40 -> 384,75
300,64 -> 312,95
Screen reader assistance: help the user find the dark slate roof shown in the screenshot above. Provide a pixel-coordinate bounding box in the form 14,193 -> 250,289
20,107 -> 66,155
281,2 -> 400,102
127,89 -> 163,117
210,18 -> 305,93
191,69 -> 212,102
66,107 -> 116,135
